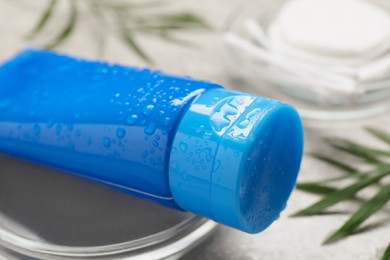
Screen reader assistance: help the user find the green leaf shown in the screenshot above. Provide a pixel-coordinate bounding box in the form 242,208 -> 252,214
119,24 -> 151,62
366,127 -> 390,146
293,167 -> 390,216
302,166 -> 388,185
327,138 -> 385,164
27,0 -> 58,38
134,14 -> 210,33
382,242 -> 390,260
310,152 -> 357,173
297,182 -> 368,205
296,183 -> 337,195
108,1 -> 166,10
324,184 -> 390,244
158,13 -> 207,24
26,0 -> 210,59
45,0 -> 78,49
158,33 -> 197,47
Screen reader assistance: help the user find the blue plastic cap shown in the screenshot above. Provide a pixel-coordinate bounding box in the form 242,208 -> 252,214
169,88 -> 304,233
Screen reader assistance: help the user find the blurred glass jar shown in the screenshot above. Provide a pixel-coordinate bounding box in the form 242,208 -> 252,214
223,0 -> 390,120
0,154 -> 217,260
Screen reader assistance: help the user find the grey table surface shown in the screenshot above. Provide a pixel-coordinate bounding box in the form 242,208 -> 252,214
0,1 -> 389,259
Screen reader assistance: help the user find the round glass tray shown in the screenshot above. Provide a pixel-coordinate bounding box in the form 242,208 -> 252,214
223,0 -> 390,121
0,154 -> 217,259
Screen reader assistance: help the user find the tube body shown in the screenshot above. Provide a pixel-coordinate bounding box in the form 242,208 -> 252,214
0,49 -> 220,208
0,49 -> 304,233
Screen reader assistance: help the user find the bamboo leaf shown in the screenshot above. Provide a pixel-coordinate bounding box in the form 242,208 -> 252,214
299,171 -> 368,185
159,33 -> 197,47
327,138 -> 385,164
298,130 -> 390,248
324,184 -> 390,244
382,242 -> 390,260
45,0 -> 78,49
339,139 -> 390,157
27,0 -> 58,38
301,166 -> 388,185
310,152 -> 357,173
133,14 -> 210,33
158,13 -> 209,28
131,13 -> 210,31
366,127 -> 390,146
119,24 -> 151,62
293,168 -> 390,216
26,0 -> 210,59
108,1 -> 166,10
296,183 -> 337,195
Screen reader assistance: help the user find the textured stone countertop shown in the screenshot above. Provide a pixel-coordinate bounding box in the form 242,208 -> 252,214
0,1 -> 389,259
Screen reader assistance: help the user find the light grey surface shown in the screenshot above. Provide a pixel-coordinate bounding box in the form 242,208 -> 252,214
0,1 -> 389,259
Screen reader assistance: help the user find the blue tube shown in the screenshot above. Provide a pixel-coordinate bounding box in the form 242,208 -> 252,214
0,49 -> 304,233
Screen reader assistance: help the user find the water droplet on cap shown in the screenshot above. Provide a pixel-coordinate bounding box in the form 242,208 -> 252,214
143,104 -> 155,116
144,123 -> 156,135
103,137 -> 111,148
179,141 -> 188,153
116,127 -> 126,139
141,150 -> 148,158
126,114 -> 138,125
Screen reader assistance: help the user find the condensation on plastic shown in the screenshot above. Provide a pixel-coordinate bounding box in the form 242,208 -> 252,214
0,49 -> 221,208
0,49 -> 303,233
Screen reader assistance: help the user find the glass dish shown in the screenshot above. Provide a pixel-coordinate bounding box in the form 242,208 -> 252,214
223,0 -> 390,120
0,154 -> 217,259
